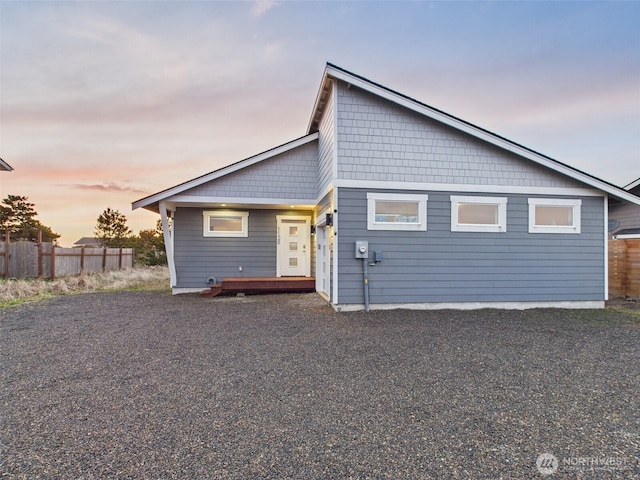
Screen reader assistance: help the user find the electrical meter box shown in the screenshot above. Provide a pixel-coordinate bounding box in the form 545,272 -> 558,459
355,240 -> 369,258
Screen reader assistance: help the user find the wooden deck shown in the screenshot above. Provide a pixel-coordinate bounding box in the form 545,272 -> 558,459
201,277 -> 315,297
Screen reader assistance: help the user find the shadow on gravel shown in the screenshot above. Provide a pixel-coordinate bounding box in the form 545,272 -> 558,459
1,291 -> 639,478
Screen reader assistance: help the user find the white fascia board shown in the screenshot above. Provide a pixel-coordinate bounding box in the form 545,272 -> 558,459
323,65 -> 640,206
132,132 -> 319,210
334,179 -> 603,197
306,67 -> 332,133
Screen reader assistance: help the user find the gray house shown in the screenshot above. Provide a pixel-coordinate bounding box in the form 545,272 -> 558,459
133,63 -> 640,311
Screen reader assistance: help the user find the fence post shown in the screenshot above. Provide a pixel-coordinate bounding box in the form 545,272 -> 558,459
119,248 -> 123,269
102,247 -> 107,272
80,247 -> 85,275
37,230 -> 43,278
50,243 -> 56,280
3,230 -> 9,277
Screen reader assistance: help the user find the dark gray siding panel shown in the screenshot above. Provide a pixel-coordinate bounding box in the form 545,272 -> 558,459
609,201 -> 640,231
337,188 -> 605,304
174,207 -> 313,288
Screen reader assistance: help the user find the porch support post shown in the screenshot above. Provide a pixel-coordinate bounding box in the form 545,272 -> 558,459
160,201 -> 177,287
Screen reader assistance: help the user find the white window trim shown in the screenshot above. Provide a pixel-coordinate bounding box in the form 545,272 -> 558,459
203,210 -> 249,237
367,192 -> 428,231
528,198 -> 581,234
450,195 -> 507,233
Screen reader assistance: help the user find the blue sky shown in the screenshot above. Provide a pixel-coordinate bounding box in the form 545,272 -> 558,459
1,0 -> 638,246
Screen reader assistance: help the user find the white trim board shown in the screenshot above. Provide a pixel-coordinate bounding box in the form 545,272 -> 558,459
333,179 -> 602,197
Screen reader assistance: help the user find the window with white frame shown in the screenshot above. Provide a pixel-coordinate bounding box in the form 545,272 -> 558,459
203,211 -> 249,237
528,198 -> 581,234
450,196 -> 507,232
367,193 -> 428,231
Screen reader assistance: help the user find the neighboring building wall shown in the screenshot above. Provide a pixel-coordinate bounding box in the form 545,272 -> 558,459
336,188 -> 605,305
183,141 -> 318,200
173,207 -> 314,288
609,202 -> 640,231
317,84 -> 335,197
609,202 -> 640,230
335,82 -> 584,189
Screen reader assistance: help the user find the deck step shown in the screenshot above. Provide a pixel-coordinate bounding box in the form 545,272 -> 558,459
202,277 -> 315,297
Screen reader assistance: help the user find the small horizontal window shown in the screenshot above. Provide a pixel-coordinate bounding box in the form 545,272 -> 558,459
367,193 -> 428,231
203,211 -> 249,237
528,199 -> 581,234
450,196 -> 507,232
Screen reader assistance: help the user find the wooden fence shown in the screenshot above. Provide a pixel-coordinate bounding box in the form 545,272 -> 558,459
609,239 -> 640,298
0,234 -> 133,279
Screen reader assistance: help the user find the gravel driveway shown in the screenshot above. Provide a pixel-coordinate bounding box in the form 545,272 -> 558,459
1,291 -> 639,479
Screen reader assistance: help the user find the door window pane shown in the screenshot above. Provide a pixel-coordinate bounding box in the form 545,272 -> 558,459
289,242 -> 298,251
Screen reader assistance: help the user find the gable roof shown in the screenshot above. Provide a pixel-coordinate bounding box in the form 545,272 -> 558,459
133,132 -> 318,211
0,158 -> 13,171
309,63 -> 640,205
73,237 -> 103,247
134,63 -> 640,211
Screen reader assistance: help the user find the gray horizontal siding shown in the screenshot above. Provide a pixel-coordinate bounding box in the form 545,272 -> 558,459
337,188 -> 605,304
174,207 -> 313,288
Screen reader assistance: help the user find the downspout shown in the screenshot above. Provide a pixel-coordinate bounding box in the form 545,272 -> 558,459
363,257 -> 370,312
604,195 -> 608,301
159,201 -> 177,288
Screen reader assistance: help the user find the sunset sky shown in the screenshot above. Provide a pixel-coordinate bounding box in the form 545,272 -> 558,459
1,1 -> 638,246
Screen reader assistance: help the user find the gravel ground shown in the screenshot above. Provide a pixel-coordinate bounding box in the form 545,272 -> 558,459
1,291 -> 639,479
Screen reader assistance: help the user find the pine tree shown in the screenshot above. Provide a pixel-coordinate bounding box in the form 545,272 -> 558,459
0,195 -> 60,242
94,208 -> 132,248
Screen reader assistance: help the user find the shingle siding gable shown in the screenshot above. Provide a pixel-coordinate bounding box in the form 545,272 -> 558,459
335,82 -> 584,189
182,140 -> 319,200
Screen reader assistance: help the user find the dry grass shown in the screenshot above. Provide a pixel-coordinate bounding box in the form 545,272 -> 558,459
0,266 -> 170,307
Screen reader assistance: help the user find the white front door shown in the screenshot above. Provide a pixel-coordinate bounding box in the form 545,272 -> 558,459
277,216 -> 311,277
